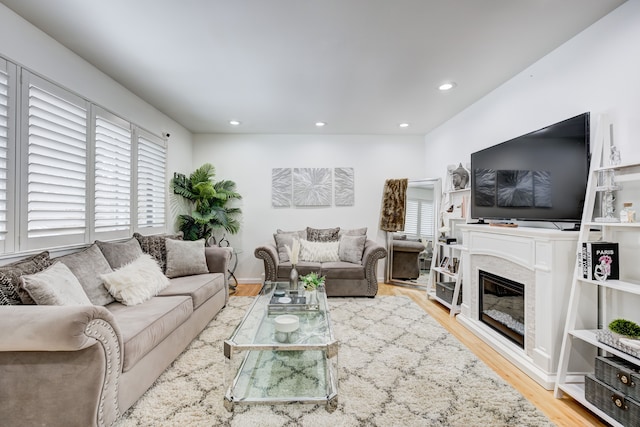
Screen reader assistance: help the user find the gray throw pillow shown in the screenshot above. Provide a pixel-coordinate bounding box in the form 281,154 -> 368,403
339,227 -> 367,237
338,235 -> 367,265
96,237 -> 144,269
21,262 -> 92,306
133,232 -> 183,273
306,227 -> 340,242
165,239 -> 209,278
273,229 -> 306,262
56,244 -> 115,305
0,251 -> 52,305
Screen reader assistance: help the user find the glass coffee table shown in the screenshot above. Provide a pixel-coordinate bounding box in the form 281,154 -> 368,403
223,281 -> 338,412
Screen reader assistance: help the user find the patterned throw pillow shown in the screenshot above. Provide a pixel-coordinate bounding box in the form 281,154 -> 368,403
0,251 -> 52,305
306,227 -> 340,242
134,232 -> 183,273
299,239 -> 340,262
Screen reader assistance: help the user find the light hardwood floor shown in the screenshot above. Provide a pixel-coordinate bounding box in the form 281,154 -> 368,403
232,282 -> 606,426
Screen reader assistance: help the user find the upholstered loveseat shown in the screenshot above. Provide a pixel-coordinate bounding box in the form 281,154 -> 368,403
254,227 -> 387,297
0,234 -> 231,427
391,236 -> 427,280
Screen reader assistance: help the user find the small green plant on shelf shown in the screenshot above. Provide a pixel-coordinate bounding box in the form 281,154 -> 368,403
300,272 -> 326,291
609,318 -> 640,339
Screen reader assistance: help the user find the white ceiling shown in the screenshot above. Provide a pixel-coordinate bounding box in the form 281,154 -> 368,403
0,0 -> 625,135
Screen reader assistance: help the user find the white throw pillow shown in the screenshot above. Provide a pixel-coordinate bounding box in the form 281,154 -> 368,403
101,253 -> 170,306
299,239 -> 340,262
165,238 -> 209,278
21,262 -> 92,306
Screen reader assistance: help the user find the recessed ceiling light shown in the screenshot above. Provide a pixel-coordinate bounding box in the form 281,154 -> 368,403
399,123 -> 410,128
229,120 -> 241,126
315,122 -> 326,127
438,82 -> 456,91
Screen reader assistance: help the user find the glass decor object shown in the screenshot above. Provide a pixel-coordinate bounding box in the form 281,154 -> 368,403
594,169 -> 620,223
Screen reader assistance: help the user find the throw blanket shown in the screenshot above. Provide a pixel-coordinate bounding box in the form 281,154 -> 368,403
379,178 -> 408,231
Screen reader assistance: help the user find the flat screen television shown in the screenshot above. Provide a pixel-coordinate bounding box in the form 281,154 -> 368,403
470,112 -> 590,223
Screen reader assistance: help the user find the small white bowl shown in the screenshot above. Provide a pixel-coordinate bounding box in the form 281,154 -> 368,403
278,297 -> 292,304
274,314 -> 299,333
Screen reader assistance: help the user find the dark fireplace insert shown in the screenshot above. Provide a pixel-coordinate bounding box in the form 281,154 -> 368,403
478,270 -> 525,348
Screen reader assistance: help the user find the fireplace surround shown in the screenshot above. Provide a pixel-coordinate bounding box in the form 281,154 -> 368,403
457,225 -> 582,389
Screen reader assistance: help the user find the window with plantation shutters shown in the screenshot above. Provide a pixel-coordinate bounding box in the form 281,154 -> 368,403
94,109 -> 131,236
403,198 -> 434,239
0,59 -> 16,253
22,73 -> 88,248
136,130 -> 166,231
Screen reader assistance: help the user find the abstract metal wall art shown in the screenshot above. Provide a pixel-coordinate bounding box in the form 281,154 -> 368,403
293,168 -> 332,206
334,167 -> 354,206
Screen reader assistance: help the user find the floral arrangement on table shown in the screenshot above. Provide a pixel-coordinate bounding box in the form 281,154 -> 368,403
300,272 -> 326,291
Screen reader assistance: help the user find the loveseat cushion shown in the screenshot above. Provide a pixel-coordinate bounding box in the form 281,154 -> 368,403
299,239 -> 340,262
56,243 -> 115,305
320,261 -> 366,280
338,234 -> 367,264
159,273 -> 225,309
273,229 -> 306,262
106,295 -> 192,372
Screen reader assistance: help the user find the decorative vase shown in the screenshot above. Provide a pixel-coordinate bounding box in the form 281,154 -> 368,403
306,289 -> 318,308
289,265 -> 299,290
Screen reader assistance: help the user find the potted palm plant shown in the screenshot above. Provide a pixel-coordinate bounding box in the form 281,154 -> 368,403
170,163 -> 242,244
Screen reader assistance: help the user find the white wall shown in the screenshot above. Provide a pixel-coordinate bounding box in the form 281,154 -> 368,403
0,4 -> 194,225
424,1 -> 640,320
424,1 -> 640,181
192,133 -> 428,282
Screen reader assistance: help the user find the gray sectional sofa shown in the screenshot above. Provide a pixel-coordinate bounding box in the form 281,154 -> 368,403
254,227 -> 387,297
0,234 -> 231,427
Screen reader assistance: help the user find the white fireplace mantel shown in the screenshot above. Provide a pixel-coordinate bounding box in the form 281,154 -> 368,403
457,225 -> 580,390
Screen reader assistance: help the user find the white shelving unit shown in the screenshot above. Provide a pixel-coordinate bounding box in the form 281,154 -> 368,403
554,115 -> 640,426
427,187 -> 469,317
427,242 -> 465,317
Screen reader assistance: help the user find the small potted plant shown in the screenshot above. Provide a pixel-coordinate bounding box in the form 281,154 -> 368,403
300,272 -> 325,307
609,318 -> 640,340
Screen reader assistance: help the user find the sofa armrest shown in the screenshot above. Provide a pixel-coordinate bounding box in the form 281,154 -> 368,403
255,243 -> 279,282
0,305 -> 121,353
0,305 -> 123,426
362,239 -> 388,296
204,246 -> 232,275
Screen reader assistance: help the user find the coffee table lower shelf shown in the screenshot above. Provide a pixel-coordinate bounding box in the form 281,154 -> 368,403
224,348 -> 338,412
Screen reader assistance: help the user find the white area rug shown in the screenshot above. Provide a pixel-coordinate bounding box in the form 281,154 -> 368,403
116,296 -> 554,426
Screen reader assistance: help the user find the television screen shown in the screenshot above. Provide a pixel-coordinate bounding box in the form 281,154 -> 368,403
470,113 -> 590,222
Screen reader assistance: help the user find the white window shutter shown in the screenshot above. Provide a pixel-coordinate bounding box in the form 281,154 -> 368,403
420,201 -> 435,238
0,59 -> 15,253
94,109 -> 131,236
23,73 -> 88,248
136,130 -> 166,231
404,200 -> 419,236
